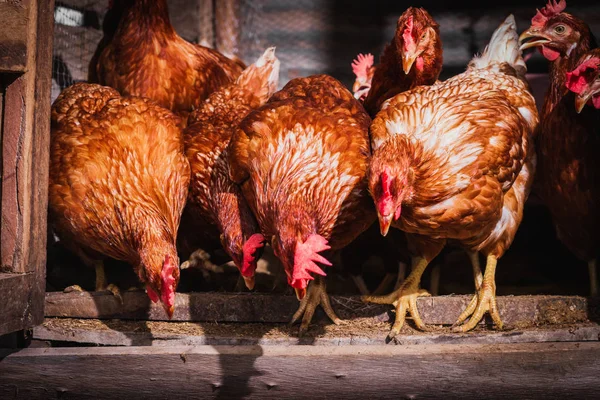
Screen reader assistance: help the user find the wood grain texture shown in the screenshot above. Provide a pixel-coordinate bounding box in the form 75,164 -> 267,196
33,317 -> 600,347
0,0 -> 54,335
0,1 -> 29,73
0,274 -> 37,334
44,291 -> 594,327
27,0 -> 54,326
1,76 -> 25,273
1,343 -> 599,399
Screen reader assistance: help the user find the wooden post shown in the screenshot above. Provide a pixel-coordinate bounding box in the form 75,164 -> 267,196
215,0 -> 240,58
197,0 -> 215,47
0,0 -> 54,335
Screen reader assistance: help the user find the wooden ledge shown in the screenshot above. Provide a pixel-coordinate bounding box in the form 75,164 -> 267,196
45,291 -> 598,327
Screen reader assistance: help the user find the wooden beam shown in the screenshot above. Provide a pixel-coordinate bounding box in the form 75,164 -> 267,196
44,292 -> 594,327
0,1 -> 29,73
1,343 -> 600,399
33,318 -> 600,347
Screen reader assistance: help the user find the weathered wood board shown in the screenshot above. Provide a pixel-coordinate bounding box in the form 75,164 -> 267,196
1,343 -> 599,399
0,1 -> 29,73
45,291 -> 596,327
33,317 -> 600,347
0,0 -> 54,336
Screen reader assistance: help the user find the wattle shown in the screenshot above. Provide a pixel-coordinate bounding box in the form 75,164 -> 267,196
593,95 -> 600,109
541,46 -> 560,61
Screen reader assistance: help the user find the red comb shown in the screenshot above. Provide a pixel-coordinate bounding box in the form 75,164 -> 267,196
351,53 -> 374,80
240,233 -> 266,277
532,0 -> 566,28
402,15 -> 416,53
566,57 -> 600,94
160,254 -> 177,308
290,234 -> 331,289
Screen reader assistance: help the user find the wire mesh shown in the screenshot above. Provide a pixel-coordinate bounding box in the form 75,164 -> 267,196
51,0 -> 600,102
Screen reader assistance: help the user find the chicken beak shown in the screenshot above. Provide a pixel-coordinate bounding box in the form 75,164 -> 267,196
165,304 -> 175,319
402,53 -> 417,75
518,30 -> 551,51
243,275 -> 256,290
294,287 -> 307,300
575,92 -> 593,114
378,212 -> 393,237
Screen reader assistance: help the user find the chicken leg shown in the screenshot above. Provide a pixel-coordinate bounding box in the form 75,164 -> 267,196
453,254 -> 502,332
362,256 -> 431,338
290,276 -> 342,336
372,261 -> 407,296
453,251 -> 484,323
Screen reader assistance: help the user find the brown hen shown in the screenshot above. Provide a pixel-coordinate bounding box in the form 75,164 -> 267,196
519,0 -> 599,295
362,7 -> 443,117
228,75 -> 375,334
90,0 -> 245,122
365,16 -> 538,336
182,48 -> 280,290
49,83 -> 190,318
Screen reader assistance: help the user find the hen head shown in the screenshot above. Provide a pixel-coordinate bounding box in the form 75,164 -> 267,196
271,232 -> 331,300
519,0 -> 595,62
394,7 -> 442,75
565,51 -> 600,113
145,254 -> 180,318
351,53 -> 375,101
220,232 -> 266,290
368,143 -> 414,236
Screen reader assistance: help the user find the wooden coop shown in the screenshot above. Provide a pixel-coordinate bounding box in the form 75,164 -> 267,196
2,0 -> 600,398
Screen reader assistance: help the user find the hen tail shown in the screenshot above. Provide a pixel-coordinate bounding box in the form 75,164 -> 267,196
236,47 -> 280,104
469,15 -> 527,77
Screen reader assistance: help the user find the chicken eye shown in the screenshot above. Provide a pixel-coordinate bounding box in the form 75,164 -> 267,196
554,25 -> 566,35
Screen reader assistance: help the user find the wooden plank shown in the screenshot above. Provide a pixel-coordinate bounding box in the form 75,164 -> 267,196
1,343 -> 599,399
215,0 -> 240,58
0,273 -> 38,334
0,1 -> 29,73
44,292 -> 594,327
1,75 -> 25,273
26,0 -> 54,324
33,318 -> 600,347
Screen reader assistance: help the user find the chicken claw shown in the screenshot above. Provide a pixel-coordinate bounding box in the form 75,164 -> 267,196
362,257 -> 431,338
290,276 -> 342,336
453,254 -> 503,332
63,285 -> 84,293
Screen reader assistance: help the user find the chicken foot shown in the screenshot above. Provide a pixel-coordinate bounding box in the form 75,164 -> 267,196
290,276 -> 342,336
453,254 -> 502,332
362,257 -> 431,338
64,260 -> 122,303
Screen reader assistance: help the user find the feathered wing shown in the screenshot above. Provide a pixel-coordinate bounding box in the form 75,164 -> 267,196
469,15 -> 527,77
